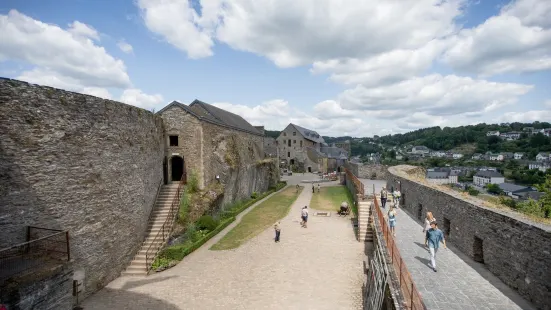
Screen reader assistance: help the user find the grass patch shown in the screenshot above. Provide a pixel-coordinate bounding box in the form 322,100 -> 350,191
311,186 -> 356,215
211,186 -> 302,250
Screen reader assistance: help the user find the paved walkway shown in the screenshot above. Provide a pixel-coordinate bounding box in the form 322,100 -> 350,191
377,200 -> 536,310
82,180 -> 364,310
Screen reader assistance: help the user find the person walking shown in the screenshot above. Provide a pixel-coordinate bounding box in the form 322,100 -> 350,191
393,189 -> 401,208
423,212 -> 436,249
425,222 -> 447,272
388,206 -> 397,237
380,187 -> 388,209
317,183 -> 320,193
301,206 -> 309,228
296,184 -> 300,193
312,182 -> 315,193
274,221 -> 281,243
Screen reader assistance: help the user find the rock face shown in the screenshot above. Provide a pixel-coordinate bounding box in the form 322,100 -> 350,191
0,78 -> 164,299
387,165 -> 551,310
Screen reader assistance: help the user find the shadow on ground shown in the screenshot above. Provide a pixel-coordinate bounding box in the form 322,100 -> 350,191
81,288 -> 180,310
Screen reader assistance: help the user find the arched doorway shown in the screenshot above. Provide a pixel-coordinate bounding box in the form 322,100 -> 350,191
171,156 -> 184,182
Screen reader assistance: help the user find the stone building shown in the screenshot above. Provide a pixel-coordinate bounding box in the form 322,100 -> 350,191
276,123 -> 325,171
158,100 -> 275,205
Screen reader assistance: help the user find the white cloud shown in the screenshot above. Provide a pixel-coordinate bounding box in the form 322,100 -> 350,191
337,74 -> 533,116
120,88 -> 164,110
68,21 -> 100,41
544,99 -> 551,107
0,10 -> 131,88
117,40 -> 134,54
137,0 -> 215,59
497,110 -> 551,122
443,0 -> 551,76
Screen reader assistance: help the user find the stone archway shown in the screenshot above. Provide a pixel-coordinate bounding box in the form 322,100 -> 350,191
171,156 -> 184,182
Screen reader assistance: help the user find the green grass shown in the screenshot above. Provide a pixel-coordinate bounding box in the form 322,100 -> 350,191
210,186 -> 301,250
310,186 -> 356,215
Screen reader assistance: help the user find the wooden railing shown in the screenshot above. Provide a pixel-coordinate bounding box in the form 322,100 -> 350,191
144,175 -> 186,272
372,194 -> 426,310
345,167 -> 365,198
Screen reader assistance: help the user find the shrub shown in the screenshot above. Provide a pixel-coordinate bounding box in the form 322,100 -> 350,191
251,192 -> 258,199
499,196 -> 518,209
196,215 -> 219,231
187,171 -> 200,193
370,172 -> 377,180
468,188 -> 479,196
177,191 -> 189,225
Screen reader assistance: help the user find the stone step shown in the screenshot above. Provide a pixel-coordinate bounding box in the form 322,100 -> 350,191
121,270 -> 148,276
125,265 -> 147,272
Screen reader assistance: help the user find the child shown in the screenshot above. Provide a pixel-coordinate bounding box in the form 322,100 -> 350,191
274,221 -> 281,242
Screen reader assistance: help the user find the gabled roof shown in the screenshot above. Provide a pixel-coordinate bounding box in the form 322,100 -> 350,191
426,171 -> 449,179
189,100 -> 263,136
497,183 -> 533,193
157,100 -> 263,136
290,123 -> 325,143
475,170 -> 504,178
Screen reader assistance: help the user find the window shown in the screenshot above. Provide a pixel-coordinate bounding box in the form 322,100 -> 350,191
283,139 -> 286,144
443,217 -> 451,238
169,135 -> 179,146
288,140 -> 291,147
473,236 -> 484,263
300,140 -> 303,147
293,131 -> 296,136
284,132 -> 287,136
288,152 -> 290,158
417,204 -> 423,220
293,140 -> 296,144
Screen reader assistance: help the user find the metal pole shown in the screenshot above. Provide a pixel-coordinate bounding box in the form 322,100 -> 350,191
411,282 -> 414,309
66,231 -> 71,261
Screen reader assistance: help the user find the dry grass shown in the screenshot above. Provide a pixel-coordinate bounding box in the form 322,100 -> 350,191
310,186 -> 354,213
210,186 -> 302,250
449,143 -> 477,154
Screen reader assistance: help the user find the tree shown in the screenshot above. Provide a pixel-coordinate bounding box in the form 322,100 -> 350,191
486,184 -> 503,195
535,174 -> 551,218
389,150 -> 396,159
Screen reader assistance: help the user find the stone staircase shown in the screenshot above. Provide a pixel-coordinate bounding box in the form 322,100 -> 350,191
358,199 -> 373,242
122,183 -> 180,276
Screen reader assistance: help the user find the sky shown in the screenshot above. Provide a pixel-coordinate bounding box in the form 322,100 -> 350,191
1,0 -> 550,137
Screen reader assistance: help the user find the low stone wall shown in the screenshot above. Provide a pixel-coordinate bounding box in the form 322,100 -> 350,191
387,165 -> 551,310
345,162 -> 389,180
0,263 -> 73,310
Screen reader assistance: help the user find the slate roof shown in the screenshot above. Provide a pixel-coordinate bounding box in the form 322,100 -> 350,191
291,123 -> 325,143
190,100 -> 263,135
320,146 -> 348,159
497,183 -> 533,193
474,170 -> 504,178
157,100 -> 263,136
517,191 -> 544,200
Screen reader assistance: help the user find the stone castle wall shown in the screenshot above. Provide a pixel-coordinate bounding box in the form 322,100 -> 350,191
386,165 -> 551,309
201,121 -> 278,206
0,78 -> 165,299
345,162 -> 389,180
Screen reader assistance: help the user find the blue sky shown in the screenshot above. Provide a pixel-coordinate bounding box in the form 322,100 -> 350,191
1,0 -> 550,136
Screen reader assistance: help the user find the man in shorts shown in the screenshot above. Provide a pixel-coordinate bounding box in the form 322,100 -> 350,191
301,206 -> 309,228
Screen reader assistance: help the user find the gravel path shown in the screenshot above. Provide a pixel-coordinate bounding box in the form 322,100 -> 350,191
82,179 -> 364,310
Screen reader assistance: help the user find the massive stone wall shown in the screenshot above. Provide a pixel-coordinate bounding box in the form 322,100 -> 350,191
201,121 -> 277,206
345,162 -> 389,180
0,79 -> 165,299
387,165 -> 551,310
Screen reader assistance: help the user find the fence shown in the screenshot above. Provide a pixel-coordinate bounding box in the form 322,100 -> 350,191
345,167 -> 365,198
0,226 -> 70,280
364,233 -> 388,310
372,195 -> 425,310
145,174 -> 187,272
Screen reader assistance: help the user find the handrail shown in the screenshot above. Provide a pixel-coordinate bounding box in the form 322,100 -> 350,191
141,178 -> 164,243
145,173 -> 187,272
345,167 -> 365,198
372,191 -> 426,310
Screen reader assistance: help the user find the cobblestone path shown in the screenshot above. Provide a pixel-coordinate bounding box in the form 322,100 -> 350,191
377,200 -> 536,310
83,181 -> 364,310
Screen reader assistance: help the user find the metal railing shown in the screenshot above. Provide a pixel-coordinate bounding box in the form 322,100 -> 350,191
0,226 -> 70,280
372,195 -> 426,310
145,174 -> 187,272
345,167 -> 365,198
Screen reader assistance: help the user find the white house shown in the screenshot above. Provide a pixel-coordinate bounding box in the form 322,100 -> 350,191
514,152 -> 524,160
489,153 -> 504,161
529,161 -> 550,172
499,132 -> 521,140
453,153 -> 464,159
536,153 -> 550,161
426,170 -> 459,185
541,128 -> 551,137
486,131 -> 500,137
411,146 -> 430,155
473,170 -> 505,186
472,153 -> 483,160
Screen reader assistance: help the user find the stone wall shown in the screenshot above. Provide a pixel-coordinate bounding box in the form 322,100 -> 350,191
345,162 -> 389,180
201,121 -> 277,206
0,78 -> 165,299
387,165 -> 551,310
0,263 -> 73,310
